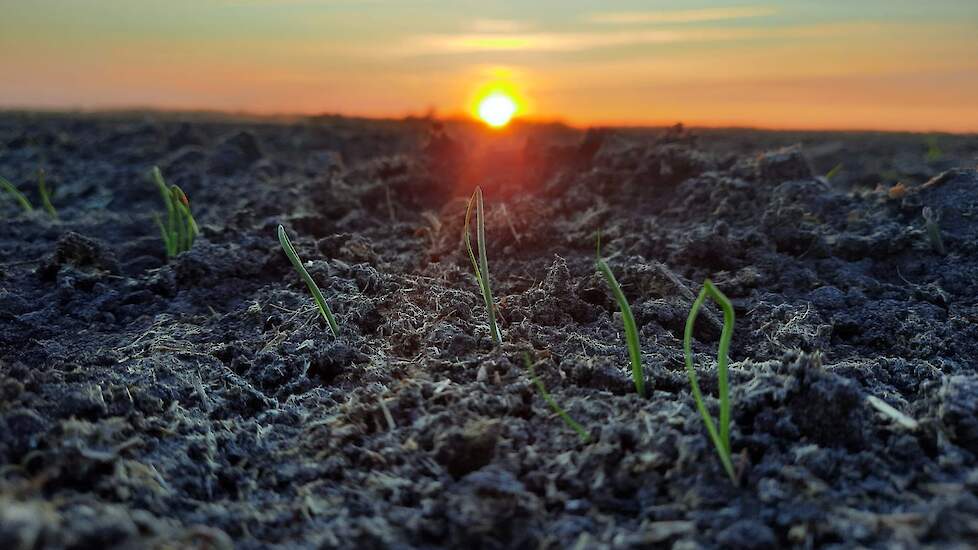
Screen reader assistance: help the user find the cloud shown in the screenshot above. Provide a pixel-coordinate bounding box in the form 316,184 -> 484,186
586,6 -> 777,25
400,22 -> 879,55
409,30 -> 682,54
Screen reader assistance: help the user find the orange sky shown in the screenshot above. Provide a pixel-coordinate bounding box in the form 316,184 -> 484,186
1,1 -> 977,132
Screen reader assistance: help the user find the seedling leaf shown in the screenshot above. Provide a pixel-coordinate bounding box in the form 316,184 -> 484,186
152,166 -> 197,258
925,135 -> 943,163
683,279 -> 737,482
824,163 -> 843,181
463,187 -> 502,346
37,169 -> 57,219
278,224 -> 340,336
922,207 -> 945,256
523,352 -> 590,443
596,237 -> 645,397
0,175 -> 34,213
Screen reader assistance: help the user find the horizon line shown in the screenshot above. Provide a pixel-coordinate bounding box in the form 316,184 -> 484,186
1,105 -> 975,136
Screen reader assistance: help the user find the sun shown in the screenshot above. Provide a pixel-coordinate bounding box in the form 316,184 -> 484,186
477,92 -> 517,128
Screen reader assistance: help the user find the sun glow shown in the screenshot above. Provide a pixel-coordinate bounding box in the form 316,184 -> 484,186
477,92 -> 517,128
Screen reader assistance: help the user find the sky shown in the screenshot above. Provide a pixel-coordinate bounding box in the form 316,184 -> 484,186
1,0 -> 977,132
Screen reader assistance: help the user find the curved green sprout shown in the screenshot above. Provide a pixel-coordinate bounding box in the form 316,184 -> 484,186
925,135 -> 943,163
922,207 -> 946,256
0,175 -> 34,213
278,225 -> 339,336
596,236 -> 645,397
824,163 -> 843,182
523,352 -> 590,443
152,166 -> 198,258
684,279 -> 736,482
38,169 -> 57,219
463,187 -> 502,346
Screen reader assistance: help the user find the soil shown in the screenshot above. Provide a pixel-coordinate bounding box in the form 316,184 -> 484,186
1,112 -> 978,549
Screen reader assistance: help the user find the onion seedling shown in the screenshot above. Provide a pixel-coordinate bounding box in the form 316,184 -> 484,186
278,225 -> 339,336
824,163 -> 843,182
683,279 -> 736,482
595,235 -> 645,397
0,175 -> 34,212
38,168 -> 58,219
925,135 -> 943,163
523,352 -> 590,443
922,207 -> 945,256
463,187 -> 502,346
152,166 -> 198,258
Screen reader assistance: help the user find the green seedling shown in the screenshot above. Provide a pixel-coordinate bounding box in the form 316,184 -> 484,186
922,207 -> 945,255
595,235 -> 645,397
152,166 -> 198,258
278,224 -> 340,336
925,135 -> 943,163
0,175 -> 34,212
523,352 -> 590,443
463,186 -> 502,346
37,168 -> 57,219
683,279 -> 736,482
824,163 -> 843,182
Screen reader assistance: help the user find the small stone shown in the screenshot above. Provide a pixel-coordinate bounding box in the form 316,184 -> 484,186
716,519 -> 777,550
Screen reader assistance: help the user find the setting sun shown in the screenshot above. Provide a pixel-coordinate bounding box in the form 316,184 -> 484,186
477,92 -> 517,128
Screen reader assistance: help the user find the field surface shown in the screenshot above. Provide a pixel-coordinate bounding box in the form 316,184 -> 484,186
1,113 -> 977,549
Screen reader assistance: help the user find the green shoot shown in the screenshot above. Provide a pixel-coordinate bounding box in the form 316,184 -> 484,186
824,163 -> 843,181
278,225 -> 340,336
0,175 -> 34,212
152,166 -> 198,258
925,135 -> 943,163
683,279 -> 736,482
595,236 -> 645,397
922,207 -> 946,255
523,352 -> 590,443
463,187 -> 502,346
37,168 -> 58,219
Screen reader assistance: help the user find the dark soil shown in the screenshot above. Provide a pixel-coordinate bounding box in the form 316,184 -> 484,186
2,112 -> 978,549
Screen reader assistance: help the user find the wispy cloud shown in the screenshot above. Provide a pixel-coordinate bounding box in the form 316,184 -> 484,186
586,6 -> 777,25
401,22 -> 881,55
409,30 -> 681,54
